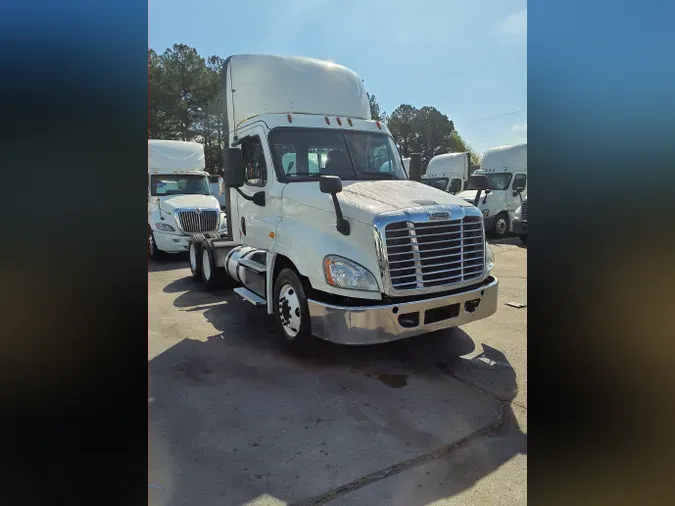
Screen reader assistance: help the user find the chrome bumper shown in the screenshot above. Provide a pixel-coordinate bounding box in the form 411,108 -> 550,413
307,276 -> 499,345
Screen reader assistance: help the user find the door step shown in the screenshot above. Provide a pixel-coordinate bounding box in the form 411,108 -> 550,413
234,287 -> 266,306
238,258 -> 266,273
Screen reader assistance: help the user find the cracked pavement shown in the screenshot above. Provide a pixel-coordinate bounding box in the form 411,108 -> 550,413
149,237 -> 527,505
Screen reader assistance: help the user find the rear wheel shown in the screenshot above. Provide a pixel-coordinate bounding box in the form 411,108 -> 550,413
200,242 -> 226,290
274,269 -> 313,347
188,240 -> 202,280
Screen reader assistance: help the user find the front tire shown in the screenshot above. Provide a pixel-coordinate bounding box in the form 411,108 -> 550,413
492,212 -> 509,238
188,240 -> 202,281
274,269 -> 313,347
148,229 -> 162,260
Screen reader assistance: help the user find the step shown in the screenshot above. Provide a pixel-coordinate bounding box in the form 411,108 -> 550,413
238,258 -> 267,273
233,287 -> 266,306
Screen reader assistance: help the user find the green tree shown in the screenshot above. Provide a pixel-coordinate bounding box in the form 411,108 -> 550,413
388,104 -> 477,172
367,93 -> 386,121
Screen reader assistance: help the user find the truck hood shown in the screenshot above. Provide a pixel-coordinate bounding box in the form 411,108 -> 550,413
282,180 -> 473,224
156,194 -> 220,213
457,189 -> 481,202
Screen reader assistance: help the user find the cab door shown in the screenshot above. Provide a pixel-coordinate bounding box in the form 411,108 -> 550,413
231,124 -> 277,252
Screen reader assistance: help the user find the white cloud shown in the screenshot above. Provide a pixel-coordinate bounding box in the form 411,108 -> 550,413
501,9 -> 527,36
512,123 -> 527,133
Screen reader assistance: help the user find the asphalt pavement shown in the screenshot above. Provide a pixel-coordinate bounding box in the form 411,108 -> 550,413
148,237 -> 527,505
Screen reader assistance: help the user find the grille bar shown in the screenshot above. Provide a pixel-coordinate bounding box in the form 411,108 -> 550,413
384,216 -> 484,291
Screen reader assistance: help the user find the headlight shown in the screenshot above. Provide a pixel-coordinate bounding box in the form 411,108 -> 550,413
323,255 -> 379,292
485,242 -> 495,272
155,222 -> 175,232
482,209 -> 489,217
514,206 -> 522,220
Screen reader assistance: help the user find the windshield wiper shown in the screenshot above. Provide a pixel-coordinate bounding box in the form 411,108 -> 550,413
357,171 -> 398,180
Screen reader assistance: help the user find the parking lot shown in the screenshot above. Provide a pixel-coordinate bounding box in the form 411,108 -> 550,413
149,238 -> 527,506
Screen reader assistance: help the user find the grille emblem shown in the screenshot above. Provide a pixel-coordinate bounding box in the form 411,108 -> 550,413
195,207 -> 202,214
428,211 -> 450,221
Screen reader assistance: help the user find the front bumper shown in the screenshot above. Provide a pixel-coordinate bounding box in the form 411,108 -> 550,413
307,276 -> 499,345
513,219 -> 527,236
153,230 -> 191,253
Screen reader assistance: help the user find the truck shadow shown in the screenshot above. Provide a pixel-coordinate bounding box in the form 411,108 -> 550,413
148,254 -> 189,273
150,276 -> 526,505
488,236 -> 526,249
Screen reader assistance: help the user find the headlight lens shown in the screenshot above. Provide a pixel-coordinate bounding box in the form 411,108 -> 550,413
155,222 -> 175,232
323,255 -> 379,292
514,206 -> 522,220
485,242 -> 495,272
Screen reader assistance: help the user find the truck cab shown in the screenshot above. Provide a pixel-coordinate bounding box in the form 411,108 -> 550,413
457,143 -> 527,238
187,54 -> 499,346
148,140 -> 227,258
422,152 -> 469,194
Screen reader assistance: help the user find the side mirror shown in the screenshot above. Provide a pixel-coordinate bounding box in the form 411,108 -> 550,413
409,153 -> 422,182
223,148 -> 245,188
319,175 -> 349,235
513,186 -> 524,197
319,175 -> 343,194
468,174 -> 490,190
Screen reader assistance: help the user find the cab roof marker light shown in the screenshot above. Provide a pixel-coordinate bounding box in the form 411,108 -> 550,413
325,116 -> 330,125
287,114 -> 292,123
336,117 -> 342,126
347,118 -> 353,126
376,121 -> 381,129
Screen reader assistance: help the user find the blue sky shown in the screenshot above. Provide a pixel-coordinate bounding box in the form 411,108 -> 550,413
149,0 -> 527,153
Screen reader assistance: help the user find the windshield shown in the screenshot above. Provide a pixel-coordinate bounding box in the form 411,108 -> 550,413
422,177 -> 449,190
269,129 -> 407,181
150,174 -> 211,196
479,172 -> 513,191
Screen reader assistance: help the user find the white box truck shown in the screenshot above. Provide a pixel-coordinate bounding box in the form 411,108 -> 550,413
187,54 -> 498,346
148,140 -> 228,259
457,143 -> 527,238
422,152 -> 469,194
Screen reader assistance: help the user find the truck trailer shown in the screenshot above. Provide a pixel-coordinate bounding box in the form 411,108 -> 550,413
187,54 -> 498,346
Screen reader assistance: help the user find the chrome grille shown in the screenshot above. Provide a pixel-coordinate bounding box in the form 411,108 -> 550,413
384,216 -> 484,290
177,210 -> 219,233
521,199 -> 528,222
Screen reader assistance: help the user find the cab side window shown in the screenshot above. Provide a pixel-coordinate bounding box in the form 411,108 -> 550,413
242,135 -> 267,187
512,173 -> 527,191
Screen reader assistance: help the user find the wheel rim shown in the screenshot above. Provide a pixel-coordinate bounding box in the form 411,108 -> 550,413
189,243 -> 197,271
496,218 -> 507,235
201,249 -> 211,280
278,283 -> 301,339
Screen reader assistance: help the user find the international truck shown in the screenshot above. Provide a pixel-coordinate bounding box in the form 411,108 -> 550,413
148,140 -> 228,259
187,54 -> 498,346
457,143 -> 527,238
422,152 -> 469,194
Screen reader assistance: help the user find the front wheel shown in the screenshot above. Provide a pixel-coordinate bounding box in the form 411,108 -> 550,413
492,212 -> 509,238
148,229 -> 162,260
274,269 -> 313,347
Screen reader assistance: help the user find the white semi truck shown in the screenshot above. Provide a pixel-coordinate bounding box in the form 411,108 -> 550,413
148,140 -> 227,259
422,152 -> 469,194
187,54 -> 498,346
457,143 -> 527,238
